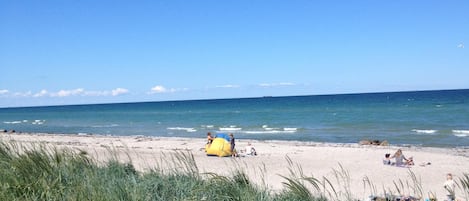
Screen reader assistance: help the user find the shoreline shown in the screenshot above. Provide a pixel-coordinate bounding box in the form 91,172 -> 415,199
1,132 -> 468,200
3,130 -> 469,149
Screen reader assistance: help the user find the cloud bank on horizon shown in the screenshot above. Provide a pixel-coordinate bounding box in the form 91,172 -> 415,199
0,82 -> 298,99
0,88 -> 130,98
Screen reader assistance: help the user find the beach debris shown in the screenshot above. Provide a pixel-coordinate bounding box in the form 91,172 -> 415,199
359,139 -> 389,146
379,140 -> 389,146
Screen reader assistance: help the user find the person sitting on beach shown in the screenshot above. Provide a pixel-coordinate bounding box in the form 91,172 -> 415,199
206,132 -> 214,146
245,142 -> 257,156
390,149 -> 413,167
383,153 -> 391,165
229,133 -> 237,157
406,156 -> 414,166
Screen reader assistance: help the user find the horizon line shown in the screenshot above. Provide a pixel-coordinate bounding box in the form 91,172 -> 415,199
1,88 -> 468,109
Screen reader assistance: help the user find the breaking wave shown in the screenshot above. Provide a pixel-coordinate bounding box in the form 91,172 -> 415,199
453,130 -> 469,137
91,124 -> 119,128
411,129 -> 437,134
167,127 -> 197,132
3,121 -> 22,124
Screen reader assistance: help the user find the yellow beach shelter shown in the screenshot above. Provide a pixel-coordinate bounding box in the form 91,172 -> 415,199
205,134 -> 232,157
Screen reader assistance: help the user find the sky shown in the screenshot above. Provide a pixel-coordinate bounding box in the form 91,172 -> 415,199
1,0 -> 468,107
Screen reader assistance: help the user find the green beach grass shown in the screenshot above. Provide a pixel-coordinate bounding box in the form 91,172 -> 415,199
0,141 -> 467,201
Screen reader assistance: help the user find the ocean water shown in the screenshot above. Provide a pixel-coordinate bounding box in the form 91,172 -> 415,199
1,89 -> 468,147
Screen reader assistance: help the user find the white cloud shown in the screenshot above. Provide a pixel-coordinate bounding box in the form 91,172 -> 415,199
83,91 -> 108,96
215,84 -> 240,88
52,88 -> 130,97
259,82 -> 296,87
3,88 -> 130,98
457,43 -> 464,48
149,85 -> 187,94
259,83 -> 273,87
13,91 -> 32,97
51,88 -> 85,97
33,89 -> 48,97
278,82 -> 295,86
150,85 -> 167,93
111,88 -> 129,96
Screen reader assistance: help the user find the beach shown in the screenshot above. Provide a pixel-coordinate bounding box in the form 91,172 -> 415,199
1,132 -> 467,200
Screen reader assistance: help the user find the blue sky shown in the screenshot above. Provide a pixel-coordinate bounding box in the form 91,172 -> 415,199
1,0 -> 468,107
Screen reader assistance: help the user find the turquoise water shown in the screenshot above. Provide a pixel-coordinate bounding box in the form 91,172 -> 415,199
1,89 -> 468,147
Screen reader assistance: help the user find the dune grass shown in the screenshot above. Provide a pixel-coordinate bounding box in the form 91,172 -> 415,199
0,141 -> 467,201
0,141 -> 277,201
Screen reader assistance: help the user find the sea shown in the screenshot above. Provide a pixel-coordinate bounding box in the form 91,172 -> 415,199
1,89 -> 468,148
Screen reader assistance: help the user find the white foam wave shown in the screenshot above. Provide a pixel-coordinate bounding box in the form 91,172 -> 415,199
453,130 -> 469,137
167,127 -> 197,132
243,130 -> 296,134
453,130 -> 469,134
219,127 -> 242,131
242,127 -> 298,134
32,120 -> 46,125
411,129 -> 437,134
284,128 -> 298,131
92,124 -> 119,128
3,121 -> 22,124
261,125 -> 281,130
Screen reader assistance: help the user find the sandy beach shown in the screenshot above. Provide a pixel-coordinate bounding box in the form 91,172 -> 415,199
1,132 -> 468,200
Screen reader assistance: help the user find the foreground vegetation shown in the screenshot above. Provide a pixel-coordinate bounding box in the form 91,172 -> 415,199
0,141 -> 324,201
0,141 -> 467,201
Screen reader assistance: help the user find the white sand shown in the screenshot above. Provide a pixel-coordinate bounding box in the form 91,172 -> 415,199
1,133 -> 468,200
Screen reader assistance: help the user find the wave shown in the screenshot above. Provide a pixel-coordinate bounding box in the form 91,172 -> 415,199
3,121 -> 22,124
91,124 -> 119,128
219,127 -> 242,131
453,130 -> 469,137
261,125 -> 279,131
242,130 -> 297,134
167,127 -> 197,132
200,125 -> 215,129
411,129 -> 437,134
32,120 -> 46,125
241,127 -> 299,134
4,120 -> 46,125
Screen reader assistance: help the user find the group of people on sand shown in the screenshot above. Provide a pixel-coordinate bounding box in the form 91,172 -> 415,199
383,149 -> 433,168
206,132 -> 256,157
383,149 -> 415,167
382,149 -> 461,201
